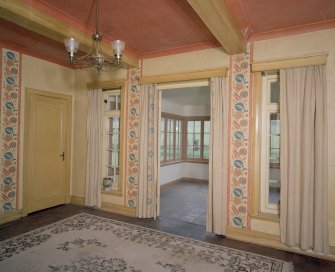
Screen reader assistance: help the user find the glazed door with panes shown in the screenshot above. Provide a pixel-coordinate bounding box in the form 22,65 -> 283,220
102,90 -> 123,194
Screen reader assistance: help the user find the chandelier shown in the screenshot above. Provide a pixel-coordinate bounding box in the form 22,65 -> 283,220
64,0 -> 125,72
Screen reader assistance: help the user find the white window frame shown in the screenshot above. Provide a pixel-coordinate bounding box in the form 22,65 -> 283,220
102,89 -> 122,193
260,74 -> 280,215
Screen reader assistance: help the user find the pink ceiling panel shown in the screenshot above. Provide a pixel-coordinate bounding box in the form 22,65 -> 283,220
228,0 -> 335,38
3,0 -> 335,65
34,0 -> 218,55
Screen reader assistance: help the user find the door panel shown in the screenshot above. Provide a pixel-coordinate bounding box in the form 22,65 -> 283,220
27,93 -> 68,213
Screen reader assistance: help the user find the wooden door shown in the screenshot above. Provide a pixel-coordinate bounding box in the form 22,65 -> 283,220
25,90 -> 71,213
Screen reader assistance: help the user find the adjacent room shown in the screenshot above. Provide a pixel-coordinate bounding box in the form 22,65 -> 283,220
159,84 -> 210,226
0,0 -> 334,271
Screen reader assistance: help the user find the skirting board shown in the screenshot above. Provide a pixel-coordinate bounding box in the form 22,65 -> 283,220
160,177 -> 208,189
226,226 -> 335,261
0,209 -> 23,225
70,195 -> 136,217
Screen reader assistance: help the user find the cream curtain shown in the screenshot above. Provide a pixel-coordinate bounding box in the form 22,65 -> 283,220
207,77 -> 228,235
137,84 -> 160,218
280,65 -> 329,254
85,89 -> 103,208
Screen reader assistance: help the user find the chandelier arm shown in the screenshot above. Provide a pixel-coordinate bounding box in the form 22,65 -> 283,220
75,48 -> 95,61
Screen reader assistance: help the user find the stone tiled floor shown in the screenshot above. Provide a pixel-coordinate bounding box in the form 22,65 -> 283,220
0,204 -> 334,271
160,180 -> 207,226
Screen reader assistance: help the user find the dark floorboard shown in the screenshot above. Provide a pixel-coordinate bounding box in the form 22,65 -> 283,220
0,204 -> 334,271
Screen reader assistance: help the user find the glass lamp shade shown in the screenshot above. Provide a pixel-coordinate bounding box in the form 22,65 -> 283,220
64,37 -> 80,53
111,40 -> 125,55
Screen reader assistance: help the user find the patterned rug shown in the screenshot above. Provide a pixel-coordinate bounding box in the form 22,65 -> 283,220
0,213 -> 294,272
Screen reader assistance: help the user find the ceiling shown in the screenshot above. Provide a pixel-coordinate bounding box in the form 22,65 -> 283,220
162,86 -> 210,107
227,0 -> 335,40
0,0 -> 334,68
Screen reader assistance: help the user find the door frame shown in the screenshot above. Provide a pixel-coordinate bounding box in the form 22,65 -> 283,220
23,88 -> 72,215
138,68 -> 227,222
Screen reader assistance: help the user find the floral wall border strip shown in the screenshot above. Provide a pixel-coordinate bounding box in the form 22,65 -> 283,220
0,48 -> 21,215
228,45 -> 253,229
125,68 -> 140,208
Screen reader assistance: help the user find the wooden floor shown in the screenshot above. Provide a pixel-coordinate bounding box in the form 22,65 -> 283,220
0,205 -> 334,271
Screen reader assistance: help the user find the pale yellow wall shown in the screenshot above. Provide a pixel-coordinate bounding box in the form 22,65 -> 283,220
19,55 -> 75,209
142,48 -> 229,76
253,28 -> 335,246
251,219 -> 280,236
142,32 -> 335,247
71,68 -> 127,207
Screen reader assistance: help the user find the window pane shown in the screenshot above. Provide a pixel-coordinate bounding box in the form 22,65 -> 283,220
187,146 -> 193,157
268,179 -> 280,205
270,114 -> 280,134
187,134 -> 194,145
203,133 -> 210,146
161,118 -> 165,131
270,79 -> 280,103
193,134 -> 200,151
193,147 -> 201,158
176,147 -> 181,159
204,121 -> 210,133
268,111 -> 280,205
169,131 -> 174,145
188,121 -> 194,132
167,119 -> 172,132
166,132 -> 171,146
109,95 -> 116,110
194,121 -> 201,133
113,117 -> 119,129
113,134 -> 119,148
160,145 -> 165,161
160,116 -> 165,161
160,132 -> 165,145
168,146 -> 173,160
116,95 -> 121,110
270,135 -> 280,149
203,145 -> 209,159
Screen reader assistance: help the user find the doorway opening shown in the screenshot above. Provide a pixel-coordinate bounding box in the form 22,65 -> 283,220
158,80 -> 210,227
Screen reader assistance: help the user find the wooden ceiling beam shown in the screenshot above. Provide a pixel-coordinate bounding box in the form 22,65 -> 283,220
186,0 -> 245,54
0,0 -> 138,68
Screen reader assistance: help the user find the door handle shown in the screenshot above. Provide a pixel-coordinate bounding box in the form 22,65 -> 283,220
60,152 -> 65,161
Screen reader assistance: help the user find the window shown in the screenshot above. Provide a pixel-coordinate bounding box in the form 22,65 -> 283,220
102,89 -> 123,194
260,73 -> 280,215
160,114 -> 210,164
185,118 -> 210,161
160,113 -> 183,163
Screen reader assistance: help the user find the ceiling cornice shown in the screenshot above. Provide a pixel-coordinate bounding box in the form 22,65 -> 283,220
0,0 -> 139,68
186,0 -> 245,54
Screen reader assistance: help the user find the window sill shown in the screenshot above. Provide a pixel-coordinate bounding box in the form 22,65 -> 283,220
251,212 -> 280,223
160,160 -> 183,167
160,159 -> 209,166
183,159 -> 209,164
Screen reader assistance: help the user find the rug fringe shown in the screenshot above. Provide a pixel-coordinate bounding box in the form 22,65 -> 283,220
282,261 -> 294,272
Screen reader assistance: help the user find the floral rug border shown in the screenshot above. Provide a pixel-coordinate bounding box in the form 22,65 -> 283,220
0,213 -> 294,272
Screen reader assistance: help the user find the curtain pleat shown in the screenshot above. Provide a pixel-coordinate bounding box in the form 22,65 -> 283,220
137,84 -> 160,218
280,65 -> 329,254
207,77 -> 228,235
85,89 -> 103,208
